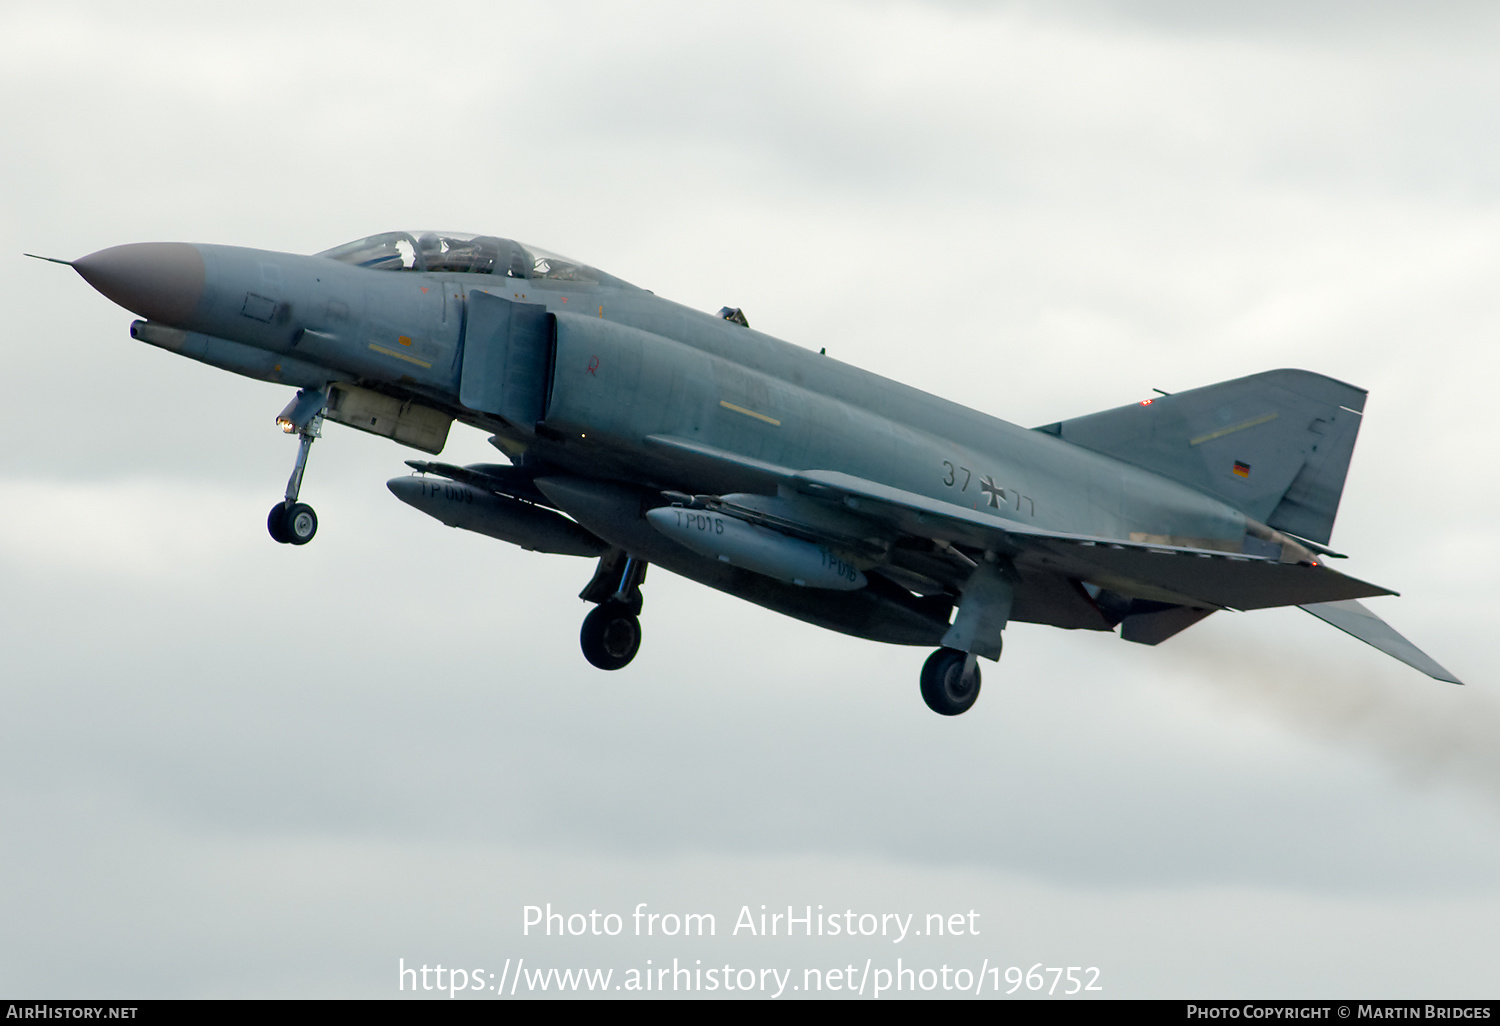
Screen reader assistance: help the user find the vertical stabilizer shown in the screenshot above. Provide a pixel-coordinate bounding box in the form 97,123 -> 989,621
1035,369 -> 1365,545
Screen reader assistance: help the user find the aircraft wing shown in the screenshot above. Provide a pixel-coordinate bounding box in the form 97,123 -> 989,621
788,469 -> 1391,610
645,435 -> 1394,612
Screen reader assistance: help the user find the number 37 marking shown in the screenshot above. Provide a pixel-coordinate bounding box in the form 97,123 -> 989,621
942,461 -> 971,490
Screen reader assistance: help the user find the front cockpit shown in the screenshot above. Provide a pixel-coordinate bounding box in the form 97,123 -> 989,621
315,231 -> 633,287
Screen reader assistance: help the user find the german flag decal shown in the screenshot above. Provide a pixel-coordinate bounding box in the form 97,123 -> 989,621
1233,461 -> 1251,478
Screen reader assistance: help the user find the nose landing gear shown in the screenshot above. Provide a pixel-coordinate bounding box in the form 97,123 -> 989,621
268,387 -> 327,545
268,501 -> 318,545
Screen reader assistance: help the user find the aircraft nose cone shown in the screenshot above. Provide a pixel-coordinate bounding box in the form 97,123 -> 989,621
74,242 -> 205,326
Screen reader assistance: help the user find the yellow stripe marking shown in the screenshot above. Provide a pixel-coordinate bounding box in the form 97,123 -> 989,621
719,400 -> 781,426
369,343 -> 433,369
1190,412 -> 1278,447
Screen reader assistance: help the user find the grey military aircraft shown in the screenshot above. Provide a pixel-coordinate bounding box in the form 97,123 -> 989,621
44,230 -> 1460,714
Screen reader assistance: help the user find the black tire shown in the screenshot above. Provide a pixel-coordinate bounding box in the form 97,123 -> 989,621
267,502 -> 292,544
920,647 -> 983,716
285,502 -> 318,545
580,601 -> 642,671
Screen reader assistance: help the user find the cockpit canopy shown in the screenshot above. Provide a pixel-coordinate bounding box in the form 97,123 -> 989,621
316,231 -> 632,287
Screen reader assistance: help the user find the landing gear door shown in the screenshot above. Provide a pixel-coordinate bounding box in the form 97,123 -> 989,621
459,290 -> 553,430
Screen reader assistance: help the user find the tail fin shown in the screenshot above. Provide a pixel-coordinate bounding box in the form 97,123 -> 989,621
1035,369 -> 1365,545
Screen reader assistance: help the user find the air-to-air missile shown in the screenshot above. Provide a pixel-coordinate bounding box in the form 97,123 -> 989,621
41,230 -> 1460,714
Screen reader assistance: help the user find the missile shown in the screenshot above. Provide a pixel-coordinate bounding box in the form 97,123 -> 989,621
645,506 -> 866,590
387,476 -> 606,557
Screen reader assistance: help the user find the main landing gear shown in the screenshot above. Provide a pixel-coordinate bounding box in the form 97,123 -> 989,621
267,387 -> 327,546
579,552 -> 647,670
919,554 -> 1013,716
919,645 -> 987,716
581,602 -> 643,671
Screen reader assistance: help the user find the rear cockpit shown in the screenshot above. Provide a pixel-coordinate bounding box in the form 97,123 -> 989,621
316,231 -> 633,287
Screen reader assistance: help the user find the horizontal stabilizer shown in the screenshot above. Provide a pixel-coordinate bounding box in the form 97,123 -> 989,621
1299,600 -> 1462,684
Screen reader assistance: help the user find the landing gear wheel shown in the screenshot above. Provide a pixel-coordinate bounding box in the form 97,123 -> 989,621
580,601 -> 642,671
284,503 -> 318,545
920,647 -> 983,716
267,502 -> 292,544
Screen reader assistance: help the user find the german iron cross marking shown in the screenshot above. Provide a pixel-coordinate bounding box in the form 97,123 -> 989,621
979,476 -> 1006,508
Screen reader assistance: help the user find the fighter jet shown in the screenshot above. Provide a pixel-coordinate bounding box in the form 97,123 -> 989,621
43,230 -> 1460,714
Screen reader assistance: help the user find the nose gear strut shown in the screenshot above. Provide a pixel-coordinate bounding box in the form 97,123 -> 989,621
267,386 -> 328,545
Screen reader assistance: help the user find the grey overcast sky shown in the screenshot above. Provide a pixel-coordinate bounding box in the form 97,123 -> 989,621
2,0 -> 1498,999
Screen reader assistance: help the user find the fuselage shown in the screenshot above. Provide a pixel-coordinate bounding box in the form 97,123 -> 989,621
84,235 -> 1247,541
75,232 -> 1251,642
